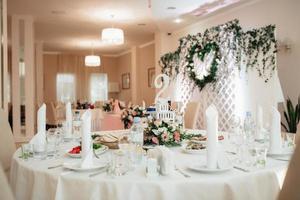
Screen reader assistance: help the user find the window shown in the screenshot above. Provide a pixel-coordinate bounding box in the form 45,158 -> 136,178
90,73 -> 108,103
56,74 -> 75,103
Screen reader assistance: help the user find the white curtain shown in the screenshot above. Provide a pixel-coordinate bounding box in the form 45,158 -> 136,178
56,74 -> 76,103
89,73 -> 108,103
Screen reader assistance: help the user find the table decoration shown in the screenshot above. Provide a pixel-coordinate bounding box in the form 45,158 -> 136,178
121,105 -> 147,129
102,99 -> 114,112
143,119 -> 188,146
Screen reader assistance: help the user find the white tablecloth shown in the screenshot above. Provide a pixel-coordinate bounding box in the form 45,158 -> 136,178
11,131 -> 288,200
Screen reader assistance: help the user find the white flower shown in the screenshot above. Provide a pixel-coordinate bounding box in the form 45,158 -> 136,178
158,128 -> 164,133
152,129 -> 159,135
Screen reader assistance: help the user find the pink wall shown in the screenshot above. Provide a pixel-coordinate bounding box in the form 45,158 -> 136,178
43,53 -> 118,103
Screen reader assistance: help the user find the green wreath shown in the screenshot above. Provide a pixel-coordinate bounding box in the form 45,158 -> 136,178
185,41 -> 221,90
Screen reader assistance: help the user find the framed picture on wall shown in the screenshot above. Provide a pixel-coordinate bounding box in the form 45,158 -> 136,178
148,68 -> 155,88
122,73 -> 130,89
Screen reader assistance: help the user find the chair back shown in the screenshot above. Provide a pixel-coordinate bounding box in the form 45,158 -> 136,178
278,123 -> 300,200
46,102 -> 58,126
184,102 -> 200,129
0,164 -> 14,200
0,109 -> 16,179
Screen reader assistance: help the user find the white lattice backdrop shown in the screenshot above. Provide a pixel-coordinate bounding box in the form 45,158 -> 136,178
195,69 -> 236,131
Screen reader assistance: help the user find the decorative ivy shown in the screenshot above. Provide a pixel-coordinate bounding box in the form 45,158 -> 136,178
159,52 -> 179,78
159,19 -> 277,90
185,41 -> 221,90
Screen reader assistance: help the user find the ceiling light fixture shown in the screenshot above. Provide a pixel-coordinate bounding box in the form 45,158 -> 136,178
85,55 -> 101,67
101,15 -> 124,45
85,44 -> 101,67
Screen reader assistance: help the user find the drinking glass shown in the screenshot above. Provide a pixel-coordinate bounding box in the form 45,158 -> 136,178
255,147 -> 267,169
110,150 -> 129,176
46,129 -> 58,157
118,134 -> 133,169
21,144 -> 33,160
33,143 -> 47,160
243,146 -> 257,168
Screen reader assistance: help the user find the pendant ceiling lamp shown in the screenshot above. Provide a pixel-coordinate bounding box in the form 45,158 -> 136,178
85,55 -> 101,67
85,44 -> 101,67
101,15 -> 124,45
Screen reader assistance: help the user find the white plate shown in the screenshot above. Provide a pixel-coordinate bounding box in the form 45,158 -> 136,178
63,162 -> 107,172
181,147 -> 206,154
143,145 -> 156,150
267,147 -> 294,157
188,164 -> 232,173
67,145 -> 109,158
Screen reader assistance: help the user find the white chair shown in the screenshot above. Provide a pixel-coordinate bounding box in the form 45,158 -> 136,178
184,102 -> 201,129
46,102 -> 58,126
0,109 -> 16,179
278,123 -> 300,200
0,164 -> 14,200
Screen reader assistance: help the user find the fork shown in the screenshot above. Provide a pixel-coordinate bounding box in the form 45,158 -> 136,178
175,165 -> 191,178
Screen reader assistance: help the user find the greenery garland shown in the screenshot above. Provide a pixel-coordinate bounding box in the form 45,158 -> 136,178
159,19 -> 277,89
159,52 -> 179,78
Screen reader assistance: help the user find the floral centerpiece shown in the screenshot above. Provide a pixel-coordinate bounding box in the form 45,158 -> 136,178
102,99 -> 114,112
121,105 -> 147,129
143,119 -> 189,146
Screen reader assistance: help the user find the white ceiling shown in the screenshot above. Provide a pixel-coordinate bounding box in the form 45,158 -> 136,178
7,0 -> 245,54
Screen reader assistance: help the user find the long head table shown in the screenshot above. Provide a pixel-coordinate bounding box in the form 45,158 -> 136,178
11,130 -> 288,200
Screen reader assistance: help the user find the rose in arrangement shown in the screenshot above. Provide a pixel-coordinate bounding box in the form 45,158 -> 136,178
121,105 -> 147,129
143,119 -> 189,146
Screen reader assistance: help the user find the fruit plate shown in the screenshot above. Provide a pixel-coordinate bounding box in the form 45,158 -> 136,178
67,145 -> 109,158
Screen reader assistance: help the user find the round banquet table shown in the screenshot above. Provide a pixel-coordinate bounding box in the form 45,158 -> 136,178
11,130 -> 288,200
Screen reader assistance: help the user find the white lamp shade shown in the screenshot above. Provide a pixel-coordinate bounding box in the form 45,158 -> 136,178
85,55 -> 101,67
101,28 -> 124,45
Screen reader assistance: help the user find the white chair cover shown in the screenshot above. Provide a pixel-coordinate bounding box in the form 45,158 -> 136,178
278,122 -> 300,200
0,109 -> 16,179
0,164 -> 14,200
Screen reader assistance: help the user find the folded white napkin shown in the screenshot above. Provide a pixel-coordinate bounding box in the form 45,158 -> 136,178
147,146 -> 174,175
205,104 -> 218,169
30,104 -> 46,145
255,105 -> 264,140
80,110 -> 93,168
142,101 -> 146,109
269,107 -> 282,154
65,102 -> 73,137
